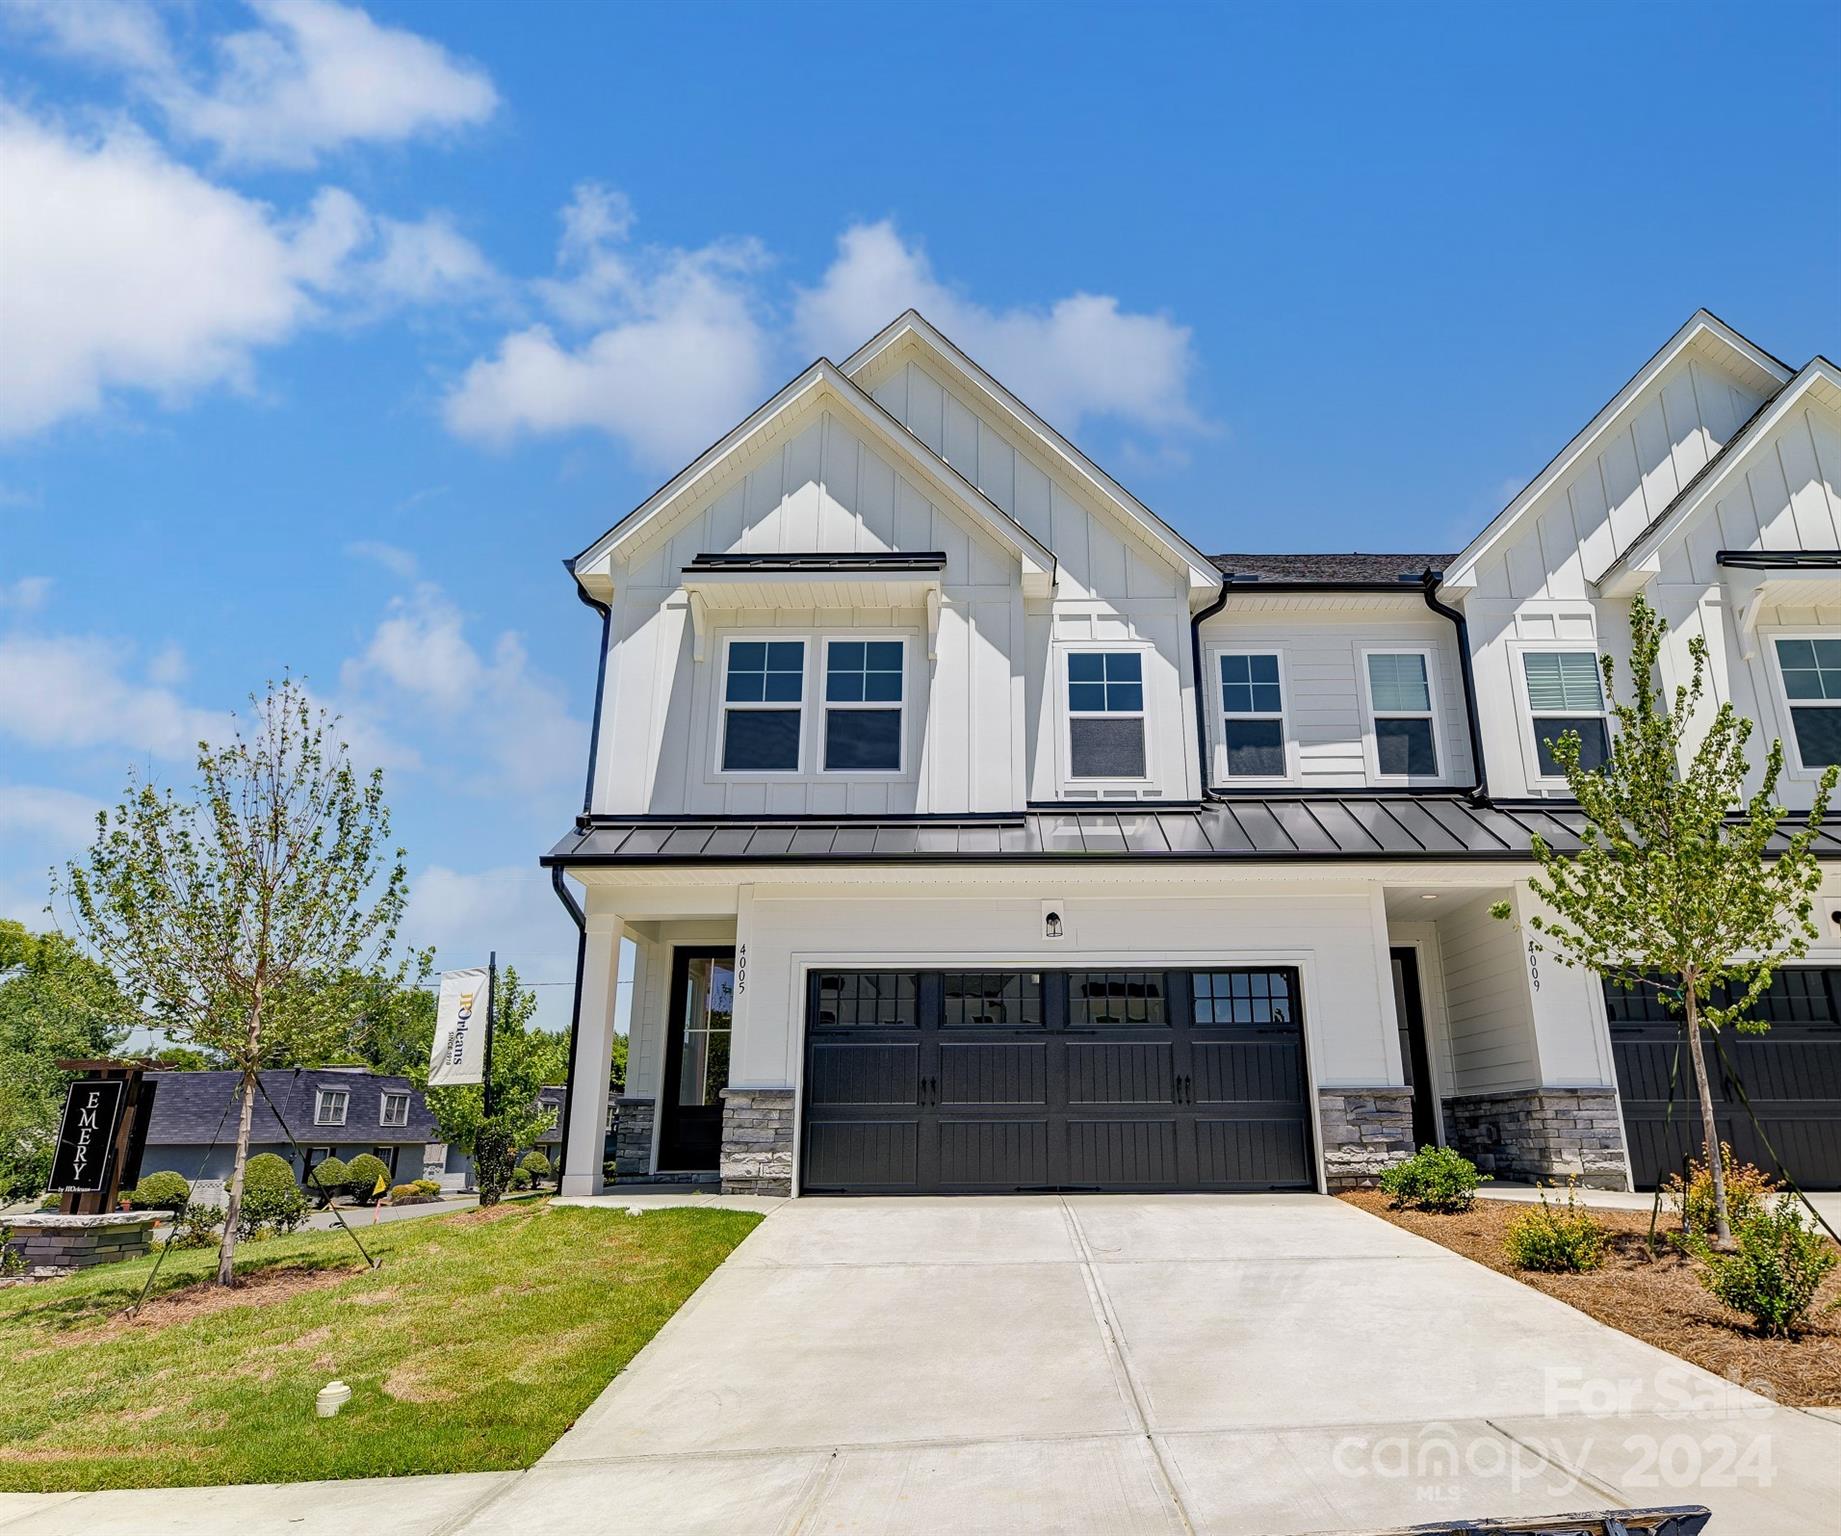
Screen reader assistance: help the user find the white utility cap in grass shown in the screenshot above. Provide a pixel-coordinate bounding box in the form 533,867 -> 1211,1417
316,1380 -> 352,1418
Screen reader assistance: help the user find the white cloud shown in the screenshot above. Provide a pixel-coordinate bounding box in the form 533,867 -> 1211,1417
146,642 -> 189,686
794,221 -> 1206,438
401,863 -> 583,1032
5,0 -> 498,170
0,784 -> 104,848
0,108 -> 496,438
444,184 -> 772,467
0,576 -> 52,612
0,632 -> 227,757
346,539 -> 420,578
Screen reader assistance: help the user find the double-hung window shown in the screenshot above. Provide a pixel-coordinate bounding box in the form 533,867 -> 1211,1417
823,639 -> 904,772
1774,637 -> 1841,769
314,1088 -> 348,1127
1067,651 -> 1146,779
1522,651 -> 1609,777
721,640 -> 804,772
379,1091 -> 410,1128
1365,652 -> 1439,778
1218,653 -> 1286,778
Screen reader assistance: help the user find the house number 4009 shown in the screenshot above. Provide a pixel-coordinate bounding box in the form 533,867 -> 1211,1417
1527,939 -> 1540,992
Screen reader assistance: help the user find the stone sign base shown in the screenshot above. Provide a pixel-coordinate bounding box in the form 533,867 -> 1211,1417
6,1212 -> 155,1278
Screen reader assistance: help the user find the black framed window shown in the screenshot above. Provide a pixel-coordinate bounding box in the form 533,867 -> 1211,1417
722,640 -> 804,772
813,971 -> 919,1028
1366,652 -> 1439,777
1193,970 -> 1293,1025
1068,650 -> 1147,779
1068,971 -> 1166,1025
943,972 -> 1043,1026
824,639 -> 904,772
1774,637 -> 1841,769
1522,651 -> 1609,777
1219,652 -> 1286,778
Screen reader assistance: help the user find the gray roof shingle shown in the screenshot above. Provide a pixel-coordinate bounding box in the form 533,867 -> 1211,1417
1209,553 -> 1454,585
143,1069 -> 440,1147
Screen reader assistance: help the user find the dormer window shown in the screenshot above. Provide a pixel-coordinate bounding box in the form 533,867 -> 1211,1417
1067,650 -> 1147,779
1364,651 -> 1439,779
721,640 -> 805,773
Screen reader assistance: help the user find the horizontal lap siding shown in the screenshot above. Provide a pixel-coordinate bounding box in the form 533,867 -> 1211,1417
1434,895 -> 1538,1094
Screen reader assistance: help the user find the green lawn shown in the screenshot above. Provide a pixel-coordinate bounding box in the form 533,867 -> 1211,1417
0,1199 -> 762,1491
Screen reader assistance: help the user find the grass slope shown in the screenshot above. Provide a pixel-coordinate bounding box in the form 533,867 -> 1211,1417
0,1200 -> 762,1492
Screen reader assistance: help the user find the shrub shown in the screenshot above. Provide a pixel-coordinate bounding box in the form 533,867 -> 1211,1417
519,1151 -> 552,1183
475,1121 -> 515,1208
510,1166 -> 533,1191
127,1170 -> 192,1216
388,1183 -> 421,1204
304,1156 -> 349,1206
0,1223 -> 22,1277
343,1154 -> 392,1206
171,1203 -> 225,1250
236,1152 -> 307,1240
1503,1182 -> 1607,1272
1689,1196 -> 1840,1337
1379,1145 -> 1488,1213
1664,1143 -> 1780,1237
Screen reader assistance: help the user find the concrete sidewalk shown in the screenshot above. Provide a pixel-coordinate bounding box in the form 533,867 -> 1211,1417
3,1193 -> 1835,1535
1478,1179 -> 1841,1227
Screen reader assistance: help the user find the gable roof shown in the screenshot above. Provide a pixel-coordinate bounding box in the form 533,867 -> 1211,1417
144,1068 -> 438,1146
568,357 -> 1056,600
1441,310 -> 1795,591
1598,357 -> 1841,592
842,310 -> 1222,597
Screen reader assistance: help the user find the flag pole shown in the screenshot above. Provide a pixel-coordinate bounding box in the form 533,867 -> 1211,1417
482,950 -> 497,1123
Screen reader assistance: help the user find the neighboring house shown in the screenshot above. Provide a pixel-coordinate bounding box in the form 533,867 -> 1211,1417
140,1067 -> 450,1195
534,1084 -> 618,1172
543,309 -> 1841,1199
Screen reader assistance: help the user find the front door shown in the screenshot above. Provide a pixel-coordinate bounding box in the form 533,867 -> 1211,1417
658,947 -> 736,1171
1390,947 -> 1439,1150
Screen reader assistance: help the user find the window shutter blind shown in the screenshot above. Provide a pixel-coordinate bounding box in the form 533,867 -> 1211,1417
1524,652 -> 1602,711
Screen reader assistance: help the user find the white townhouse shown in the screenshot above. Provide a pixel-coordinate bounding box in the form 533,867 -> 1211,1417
544,310 -> 1841,1200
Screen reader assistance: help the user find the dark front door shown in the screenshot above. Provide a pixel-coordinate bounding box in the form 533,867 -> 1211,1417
1609,968 -> 1841,1189
801,967 -> 1313,1194
1390,947 -> 1439,1150
659,947 -> 735,1171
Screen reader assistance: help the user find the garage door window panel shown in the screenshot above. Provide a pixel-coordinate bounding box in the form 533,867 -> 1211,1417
813,970 -> 920,1028
943,972 -> 1042,1027
1069,971 -> 1167,1026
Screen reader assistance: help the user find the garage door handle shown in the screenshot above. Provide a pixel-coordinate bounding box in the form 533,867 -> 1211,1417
1172,1074 -> 1183,1105
1181,1074 -> 1194,1104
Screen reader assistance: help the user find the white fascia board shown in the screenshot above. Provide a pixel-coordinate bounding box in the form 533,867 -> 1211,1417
1597,359 -> 1840,596
1442,311 -> 1796,592
570,359 -> 1056,596
843,311 -> 1223,601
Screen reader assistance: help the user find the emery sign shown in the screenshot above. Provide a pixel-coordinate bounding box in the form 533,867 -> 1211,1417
49,1079 -> 126,1194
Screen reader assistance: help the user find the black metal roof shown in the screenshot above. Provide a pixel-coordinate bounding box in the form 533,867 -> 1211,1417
684,551 -> 948,572
143,1069 -> 440,1147
1208,553 -> 1453,586
544,799 -> 1841,867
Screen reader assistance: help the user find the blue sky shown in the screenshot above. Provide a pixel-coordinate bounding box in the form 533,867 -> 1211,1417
2,0 -> 1837,1027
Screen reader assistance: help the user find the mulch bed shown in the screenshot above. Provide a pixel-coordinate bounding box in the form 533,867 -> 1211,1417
1340,1190 -> 1841,1408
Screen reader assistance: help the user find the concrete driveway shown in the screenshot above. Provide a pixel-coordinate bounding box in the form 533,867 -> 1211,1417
452,1193 -> 1838,1535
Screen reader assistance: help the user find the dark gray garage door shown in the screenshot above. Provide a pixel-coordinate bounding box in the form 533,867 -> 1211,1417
1609,968 -> 1841,1190
801,968 -> 1314,1194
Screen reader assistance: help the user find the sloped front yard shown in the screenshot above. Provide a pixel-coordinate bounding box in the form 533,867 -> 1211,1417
1342,1191 -> 1841,1407
0,1200 -> 762,1492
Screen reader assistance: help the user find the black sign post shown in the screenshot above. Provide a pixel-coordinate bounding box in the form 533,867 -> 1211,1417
50,1079 -> 127,1196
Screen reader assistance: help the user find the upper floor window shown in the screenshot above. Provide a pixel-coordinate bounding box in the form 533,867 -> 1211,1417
1218,653 -> 1286,778
1365,651 -> 1439,778
721,639 -> 804,772
823,640 -> 904,772
1522,651 -> 1609,778
1067,650 -> 1146,779
379,1091 -> 410,1128
314,1087 -> 348,1127
1773,636 -> 1841,769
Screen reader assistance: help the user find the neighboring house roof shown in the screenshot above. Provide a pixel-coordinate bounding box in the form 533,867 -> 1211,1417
143,1069 -> 440,1147
567,357 -> 1055,599
1210,553 -> 1452,586
545,798 -> 1841,865
1597,356 -> 1841,592
841,310 -> 1222,595
1440,310 -> 1795,591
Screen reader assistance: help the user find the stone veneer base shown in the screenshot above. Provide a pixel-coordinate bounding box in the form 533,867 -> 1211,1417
611,1097 -> 656,1178
1443,1088 -> 1630,1190
6,1212 -> 154,1278
719,1087 -> 795,1196
1317,1087 -> 1417,1191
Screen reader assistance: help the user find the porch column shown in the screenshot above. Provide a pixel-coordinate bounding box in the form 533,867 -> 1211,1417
560,910 -> 626,1197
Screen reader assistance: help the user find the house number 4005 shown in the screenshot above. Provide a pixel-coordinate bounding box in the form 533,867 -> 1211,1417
736,944 -> 746,994
1527,939 -> 1540,992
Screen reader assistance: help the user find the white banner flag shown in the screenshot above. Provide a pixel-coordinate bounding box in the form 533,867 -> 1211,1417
428,966 -> 491,1087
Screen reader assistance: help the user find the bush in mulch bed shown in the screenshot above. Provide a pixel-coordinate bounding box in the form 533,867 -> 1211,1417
1687,1196 -> 1839,1339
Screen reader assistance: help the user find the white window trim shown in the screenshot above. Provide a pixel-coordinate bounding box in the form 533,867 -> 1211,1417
314,1088 -> 348,1127
379,1090 -> 410,1128
1059,642 -> 1154,789
714,633 -> 809,778
1358,645 -> 1446,785
1206,645 -> 1296,786
820,635 -> 908,777
1762,628 -> 1841,780
1508,640 -> 1611,789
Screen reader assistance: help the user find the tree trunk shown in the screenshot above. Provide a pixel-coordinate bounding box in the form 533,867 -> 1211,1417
217,1067 -> 256,1286
1683,988 -> 1734,1250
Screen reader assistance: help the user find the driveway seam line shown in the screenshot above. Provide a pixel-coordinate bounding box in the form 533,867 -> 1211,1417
1481,1416 -> 1633,1509
1058,1196 -> 1198,1536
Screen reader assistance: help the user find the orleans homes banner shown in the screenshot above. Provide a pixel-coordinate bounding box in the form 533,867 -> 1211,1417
428,966 -> 492,1087
49,1079 -> 126,1193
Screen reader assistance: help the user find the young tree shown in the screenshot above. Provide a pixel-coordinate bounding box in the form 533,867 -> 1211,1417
1494,594 -> 1834,1247
59,679 -> 409,1285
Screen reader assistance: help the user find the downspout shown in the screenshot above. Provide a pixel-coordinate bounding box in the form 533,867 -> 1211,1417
1421,570 -> 1488,803
1190,578 -> 1231,800
552,557 -> 612,1184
